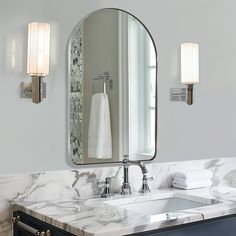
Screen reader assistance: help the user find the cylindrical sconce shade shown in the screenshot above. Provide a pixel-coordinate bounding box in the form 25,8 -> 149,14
181,43 -> 199,84
27,22 -> 50,76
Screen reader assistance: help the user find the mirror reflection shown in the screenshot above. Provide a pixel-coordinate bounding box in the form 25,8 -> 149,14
69,9 -> 157,164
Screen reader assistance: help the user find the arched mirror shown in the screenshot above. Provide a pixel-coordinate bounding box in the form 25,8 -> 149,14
68,8 -> 157,164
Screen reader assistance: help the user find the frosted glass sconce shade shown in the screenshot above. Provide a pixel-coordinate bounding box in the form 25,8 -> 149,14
21,22 -> 50,104
27,22 -> 50,76
181,43 -> 199,85
170,43 -> 199,105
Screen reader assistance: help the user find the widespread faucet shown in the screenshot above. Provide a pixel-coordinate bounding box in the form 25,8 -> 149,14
121,158 -> 152,195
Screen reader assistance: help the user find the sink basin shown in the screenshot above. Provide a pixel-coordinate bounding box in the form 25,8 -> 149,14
103,193 -> 220,216
106,197 -> 208,215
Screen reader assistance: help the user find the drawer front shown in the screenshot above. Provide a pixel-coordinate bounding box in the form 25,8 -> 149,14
128,214 -> 236,236
13,211 -> 76,236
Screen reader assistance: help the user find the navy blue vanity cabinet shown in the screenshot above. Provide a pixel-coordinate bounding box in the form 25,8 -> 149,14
13,211 -> 76,236
128,214 -> 236,236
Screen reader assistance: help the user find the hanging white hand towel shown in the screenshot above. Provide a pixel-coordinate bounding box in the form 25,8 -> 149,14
88,93 -> 112,159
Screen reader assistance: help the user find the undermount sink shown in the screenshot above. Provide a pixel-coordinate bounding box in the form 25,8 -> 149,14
103,192 -> 220,217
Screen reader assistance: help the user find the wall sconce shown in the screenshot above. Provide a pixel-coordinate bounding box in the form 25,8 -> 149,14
21,22 -> 50,104
170,43 -> 199,105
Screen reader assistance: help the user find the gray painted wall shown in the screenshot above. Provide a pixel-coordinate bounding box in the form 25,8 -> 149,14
0,0 -> 235,174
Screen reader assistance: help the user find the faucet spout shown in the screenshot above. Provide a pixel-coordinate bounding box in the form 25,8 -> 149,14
121,158 -> 149,195
123,159 -> 148,174
137,161 -> 148,175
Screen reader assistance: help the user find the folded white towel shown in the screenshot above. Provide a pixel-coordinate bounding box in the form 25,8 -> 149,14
172,180 -> 212,190
88,93 -> 112,159
173,169 -> 212,182
173,176 -> 212,184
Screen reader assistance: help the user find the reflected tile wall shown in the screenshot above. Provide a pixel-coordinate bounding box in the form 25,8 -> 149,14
1,157 -> 236,236
70,25 -> 84,164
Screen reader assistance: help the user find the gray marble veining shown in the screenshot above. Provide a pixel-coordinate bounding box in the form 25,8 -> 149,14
13,188 -> 236,236
1,157 -> 236,235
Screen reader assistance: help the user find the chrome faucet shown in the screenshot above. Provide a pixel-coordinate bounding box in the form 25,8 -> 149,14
121,158 -> 152,195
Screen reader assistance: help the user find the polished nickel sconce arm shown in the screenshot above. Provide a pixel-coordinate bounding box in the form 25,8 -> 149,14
32,76 -> 44,104
187,84 -> 193,105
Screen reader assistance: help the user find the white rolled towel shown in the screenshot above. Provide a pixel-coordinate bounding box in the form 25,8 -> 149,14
172,180 -> 212,190
173,169 -> 212,182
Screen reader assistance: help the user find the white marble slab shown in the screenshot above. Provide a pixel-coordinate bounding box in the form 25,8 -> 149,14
13,188 -> 236,236
1,157 -> 236,235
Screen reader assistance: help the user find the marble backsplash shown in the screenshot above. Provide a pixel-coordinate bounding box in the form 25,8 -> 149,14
1,157 -> 236,236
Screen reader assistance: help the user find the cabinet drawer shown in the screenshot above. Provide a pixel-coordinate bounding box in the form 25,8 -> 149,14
127,213 -> 236,236
13,211 -> 76,236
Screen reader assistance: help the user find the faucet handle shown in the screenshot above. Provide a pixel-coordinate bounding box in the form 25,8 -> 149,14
97,177 -> 113,198
97,177 -> 113,185
139,175 -> 153,193
146,176 -> 154,181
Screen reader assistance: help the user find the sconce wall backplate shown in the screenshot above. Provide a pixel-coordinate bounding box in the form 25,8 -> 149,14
170,88 -> 187,102
170,85 -> 194,105
20,82 -> 46,101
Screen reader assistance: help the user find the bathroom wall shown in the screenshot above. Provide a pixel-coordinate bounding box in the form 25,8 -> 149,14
1,0 -> 236,174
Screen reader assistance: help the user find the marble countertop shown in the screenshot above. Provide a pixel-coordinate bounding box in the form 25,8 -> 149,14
13,187 -> 236,236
